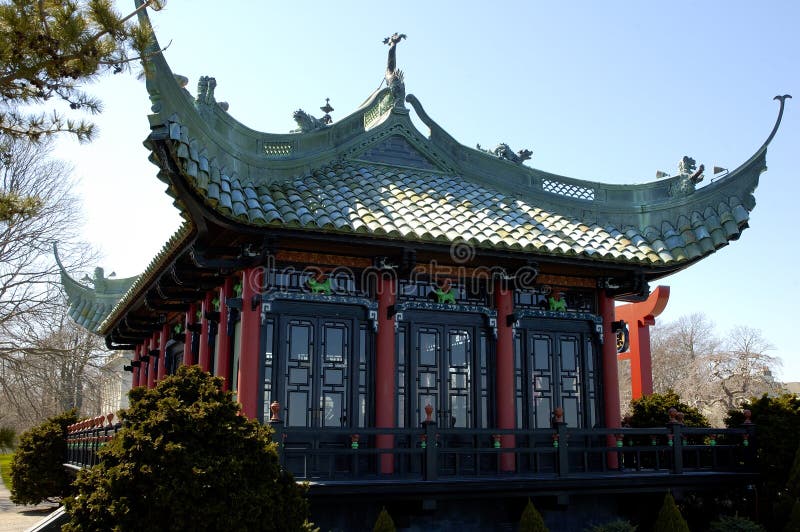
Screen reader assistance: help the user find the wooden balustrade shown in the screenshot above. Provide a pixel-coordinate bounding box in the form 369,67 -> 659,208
65,407 -> 757,485
65,412 -> 123,469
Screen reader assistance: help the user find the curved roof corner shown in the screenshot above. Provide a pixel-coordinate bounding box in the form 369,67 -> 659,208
55,244 -> 139,333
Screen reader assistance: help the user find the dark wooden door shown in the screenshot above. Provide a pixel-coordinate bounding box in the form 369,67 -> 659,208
280,315 -> 354,430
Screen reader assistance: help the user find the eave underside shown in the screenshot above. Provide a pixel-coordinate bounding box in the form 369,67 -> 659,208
102,206 -> 677,344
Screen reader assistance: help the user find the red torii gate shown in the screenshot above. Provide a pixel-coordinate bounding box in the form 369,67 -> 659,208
615,286 -> 670,400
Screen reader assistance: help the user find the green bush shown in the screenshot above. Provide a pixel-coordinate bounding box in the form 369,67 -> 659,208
63,365 -> 313,531
519,498 -> 549,532
652,492 -> 689,532
708,514 -> 765,531
373,507 -> 396,532
0,426 -> 15,451
787,442 -> 800,500
784,499 -> 800,532
627,390 -> 709,428
726,393 -> 800,527
584,519 -> 637,531
9,409 -> 77,504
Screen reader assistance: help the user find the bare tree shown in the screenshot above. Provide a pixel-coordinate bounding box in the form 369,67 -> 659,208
0,138 -> 108,431
0,293 -> 112,430
651,313 -> 720,408
0,138 -> 91,348
705,325 -> 781,412
649,313 -> 781,425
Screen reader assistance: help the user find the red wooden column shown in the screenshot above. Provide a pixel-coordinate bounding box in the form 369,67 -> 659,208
147,334 -> 157,389
494,280 -> 516,472
132,344 -> 142,387
615,286 -> 670,400
599,291 -> 621,469
184,303 -> 197,366
375,274 -> 397,474
141,340 -> 149,388
156,324 -> 169,382
216,278 -> 233,389
238,268 -> 262,419
198,291 -> 213,372
151,331 -> 160,386
599,292 -> 621,428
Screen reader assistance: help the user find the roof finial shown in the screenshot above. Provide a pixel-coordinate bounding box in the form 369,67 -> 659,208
383,33 -> 406,80
383,33 -> 407,110
320,98 -> 334,125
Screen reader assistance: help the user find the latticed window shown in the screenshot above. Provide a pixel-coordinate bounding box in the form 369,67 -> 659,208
263,142 -> 293,157
542,178 -> 595,201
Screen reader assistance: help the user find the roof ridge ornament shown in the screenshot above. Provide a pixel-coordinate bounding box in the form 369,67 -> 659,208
476,142 -> 533,165
669,156 -> 705,197
195,75 -> 229,113
320,98 -> 334,125
383,33 -> 406,78
763,94 -> 791,147
383,33 -> 407,110
292,98 -> 333,133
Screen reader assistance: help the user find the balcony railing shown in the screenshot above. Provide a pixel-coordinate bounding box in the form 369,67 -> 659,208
268,421 -> 756,483
65,414 -> 122,469
65,410 -> 757,486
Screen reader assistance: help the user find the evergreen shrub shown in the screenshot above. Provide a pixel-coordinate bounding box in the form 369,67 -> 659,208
373,507 -> 396,532
652,492 -> 689,532
63,365 -> 313,531
726,393 -> 800,527
519,498 -> 549,532
708,514 -> 765,531
0,426 -> 15,451
784,499 -> 800,532
583,519 -> 637,531
787,442 -> 800,500
9,409 -> 77,504
627,390 -> 709,428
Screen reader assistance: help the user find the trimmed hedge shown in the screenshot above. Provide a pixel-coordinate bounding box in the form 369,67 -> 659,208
373,507 -> 396,532
626,390 -> 708,428
63,366 -> 313,531
519,498 -> 549,532
9,409 -> 77,504
652,492 -> 689,532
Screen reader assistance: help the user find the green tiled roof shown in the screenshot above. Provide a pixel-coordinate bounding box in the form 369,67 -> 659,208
179,160 -> 752,266
135,26 -> 779,273
55,244 -> 139,333
97,221 -> 195,335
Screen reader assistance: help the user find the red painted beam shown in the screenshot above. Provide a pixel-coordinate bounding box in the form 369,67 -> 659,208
132,344 -> 142,388
198,291 -> 213,372
238,268 -> 262,419
494,280 -> 516,472
375,274 -> 397,474
156,324 -> 168,382
146,334 -> 157,389
184,303 -> 196,366
615,286 -> 670,399
600,292 -> 621,469
216,278 -> 233,389
615,286 -> 670,324
600,292 -> 621,427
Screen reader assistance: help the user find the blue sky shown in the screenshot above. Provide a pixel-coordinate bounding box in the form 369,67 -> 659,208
53,1 -> 799,379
